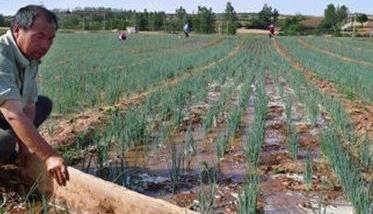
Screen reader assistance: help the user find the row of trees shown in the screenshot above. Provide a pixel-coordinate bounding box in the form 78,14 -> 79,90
0,14 -> 5,26
321,4 -> 367,29
0,3 -> 273,35
1,3 -> 368,36
320,4 -> 349,33
56,9 -> 166,31
43,2 -> 239,35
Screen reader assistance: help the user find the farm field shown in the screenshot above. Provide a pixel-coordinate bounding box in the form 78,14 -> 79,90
1,32 -> 373,213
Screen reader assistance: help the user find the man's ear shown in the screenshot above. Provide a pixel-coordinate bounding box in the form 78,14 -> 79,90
12,25 -> 22,39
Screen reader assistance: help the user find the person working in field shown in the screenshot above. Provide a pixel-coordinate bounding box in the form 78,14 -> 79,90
118,31 -> 126,41
183,23 -> 191,37
268,23 -> 275,38
0,5 -> 69,186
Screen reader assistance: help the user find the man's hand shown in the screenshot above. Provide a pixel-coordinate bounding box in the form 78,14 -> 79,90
45,153 -> 69,186
0,100 -> 70,186
0,101 -> 69,186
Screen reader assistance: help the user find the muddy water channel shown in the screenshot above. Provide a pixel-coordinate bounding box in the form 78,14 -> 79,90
260,74 -> 353,213
66,79 -> 255,213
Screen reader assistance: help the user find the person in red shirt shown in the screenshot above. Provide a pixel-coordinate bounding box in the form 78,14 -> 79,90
118,31 -> 126,41
268,24 -> 275,38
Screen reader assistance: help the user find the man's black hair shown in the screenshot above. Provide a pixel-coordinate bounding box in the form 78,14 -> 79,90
11,5 -> 58,31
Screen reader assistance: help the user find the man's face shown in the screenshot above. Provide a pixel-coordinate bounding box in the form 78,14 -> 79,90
13,15 -> 56,60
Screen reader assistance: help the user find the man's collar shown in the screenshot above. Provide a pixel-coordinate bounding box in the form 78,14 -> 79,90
6,30 -> 41,67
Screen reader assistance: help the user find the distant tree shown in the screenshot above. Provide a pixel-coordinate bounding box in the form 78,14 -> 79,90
0,14 -> 4,27
258,4 -> 273,25
141,9 -> 149,30
272,9 -> 280,24
223,2 -> 238,35
132,10 -> 149,31
130,12 -> 139,29
280,15 -> 306,35
59,15 -> 80,29
148,12 -> 166,31
321,4 -> 349,34
248,4 -> 280,29
357,13 -> 368,25
164,16 -> 178,33
336,5 -> 348,23
176,6 -> 188,31
193,6 -> 215,34
322,4 -> 336,29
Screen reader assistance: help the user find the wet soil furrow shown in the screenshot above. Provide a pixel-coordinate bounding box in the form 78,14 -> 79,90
259,73 -> 351,213
107,80 -> 249,213
260,73 -> 308,213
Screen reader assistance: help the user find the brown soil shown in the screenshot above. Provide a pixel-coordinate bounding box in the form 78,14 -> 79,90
258,74 -> 346,213
301,17 -> 322,28
0,164 -> 62,213
236,28 -> 269,35
236,28 -> 280,36
0,165 -> 25,213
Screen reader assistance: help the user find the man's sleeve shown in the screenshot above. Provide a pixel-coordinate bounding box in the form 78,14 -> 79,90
30,78 -> 38,103
0,46 -> 22,106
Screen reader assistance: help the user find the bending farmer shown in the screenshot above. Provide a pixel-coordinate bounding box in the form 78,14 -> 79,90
118,31 -> 126,41
183,23 -> 191,37
0,5 -> 69,186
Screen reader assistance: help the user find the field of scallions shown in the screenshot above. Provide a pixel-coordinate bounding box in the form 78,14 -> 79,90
2,32 -> 373,213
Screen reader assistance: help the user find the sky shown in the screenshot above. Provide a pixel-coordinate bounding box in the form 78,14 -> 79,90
0,0 -> 372,16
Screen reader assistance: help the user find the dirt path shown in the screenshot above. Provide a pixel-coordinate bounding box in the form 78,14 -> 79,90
296,38 -> 373,68
42,40 -> 244,149
273,38 -> 373,140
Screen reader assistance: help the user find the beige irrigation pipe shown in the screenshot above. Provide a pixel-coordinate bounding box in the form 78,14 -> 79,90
21,154 -> 199,214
